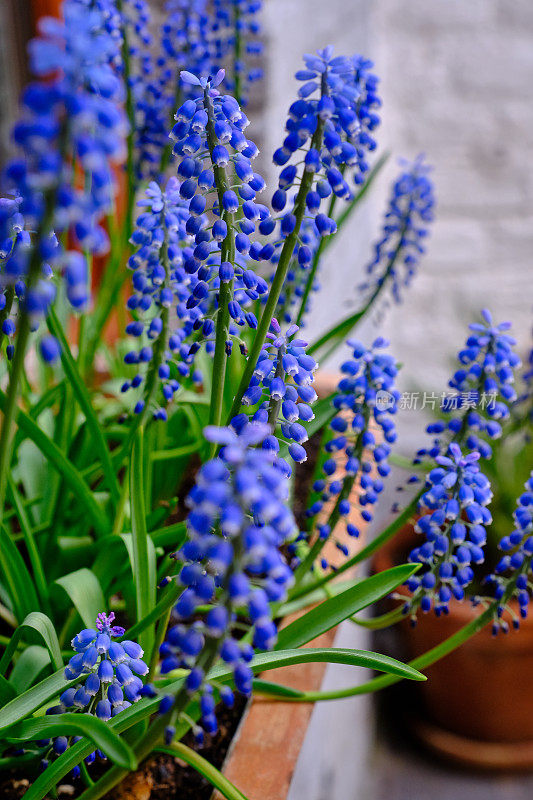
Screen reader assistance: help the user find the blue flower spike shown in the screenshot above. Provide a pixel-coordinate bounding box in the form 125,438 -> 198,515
37,612 -> 147,777
406,443 -> 493,618
0,0 -> 126,361
243,318 -> 318,468
487,473 -> 533,633
158,420 -> 296,740
299,338 -> 398,571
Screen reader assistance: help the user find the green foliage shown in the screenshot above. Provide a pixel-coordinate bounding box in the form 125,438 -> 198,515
0,8 -> 526,799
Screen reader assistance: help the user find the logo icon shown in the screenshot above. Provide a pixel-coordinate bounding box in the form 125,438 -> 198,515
375,390 -> 395,411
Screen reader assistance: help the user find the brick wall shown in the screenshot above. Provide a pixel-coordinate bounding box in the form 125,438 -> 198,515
375,0 -> 533,440
263,0 -> 532,453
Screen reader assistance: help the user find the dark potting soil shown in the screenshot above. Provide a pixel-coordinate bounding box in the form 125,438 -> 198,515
0,772 -> 30,800
131,694 -> 248,800
0,695 -> 248,800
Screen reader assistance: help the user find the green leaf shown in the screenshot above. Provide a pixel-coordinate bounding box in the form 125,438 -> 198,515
47,308 -> 120,504
0,668 -> 74,731
119,582 -> 181,643
251,652 -> 425,701
7,477 -> 49,613
0,389 -> 109,537
156,743 -> 249,800
7,713 -> 137,771
209,647 -> 426,683
150,520 -> 187,549
130,428 -> 156,656
150,442 -> 199,462
22,644 -> 424,800
9,646 -> 50,693
0,524 -> 39,622
276,578 -> 355,618
290,492 -> 422,602
0,611 -> 63,676
308,308 -> 367,360
276,564 -> 419,650
20,698 -> 153,800
0,674 -> 16,705
54,569 -> 105,629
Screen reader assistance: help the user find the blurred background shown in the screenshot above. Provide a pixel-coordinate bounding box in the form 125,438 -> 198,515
1,1 -> 532,798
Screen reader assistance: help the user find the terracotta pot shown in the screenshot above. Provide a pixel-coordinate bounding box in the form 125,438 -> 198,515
374,524 -> 533,770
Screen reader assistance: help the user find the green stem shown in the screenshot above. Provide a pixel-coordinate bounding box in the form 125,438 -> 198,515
290,490 -> 421,602
204,86 -> 236,438
267,348 -> 286,428
148,601 -> 173,681
233,2 -> 243,105
227,93 -> 328,423
343,602 -> 497,698
0,189 -> 57,520
130,427 -> 155,656
294,400 -> 370,582
293,195 -> 337,327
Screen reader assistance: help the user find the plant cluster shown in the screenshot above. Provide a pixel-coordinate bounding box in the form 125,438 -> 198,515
0,1 -> 530,798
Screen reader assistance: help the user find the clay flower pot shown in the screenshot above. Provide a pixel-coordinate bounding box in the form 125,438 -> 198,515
374,524 -> 533,770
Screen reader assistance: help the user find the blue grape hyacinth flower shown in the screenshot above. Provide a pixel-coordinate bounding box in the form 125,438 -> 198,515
242,318 -> 318,466
420,310 -> 522,463
267,48 -> 382,271
406,443 -> 493,618
487,472 -> 533,632
169,70 -> 270,342
301,337 -> 398,570
38,613 -> 147,779
158,420 -> 295,741
359,155 -> 435,309
0,0 -> 126,359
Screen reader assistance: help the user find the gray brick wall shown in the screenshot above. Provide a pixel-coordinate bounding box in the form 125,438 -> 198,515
375,0 -> 533,437
262,0 -> 532,453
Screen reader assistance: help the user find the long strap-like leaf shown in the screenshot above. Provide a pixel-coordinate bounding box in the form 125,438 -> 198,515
47,309 -> 120,505
54,569 -> 106,630
156,743 -> 249,800
0,524 -> 39,623
0,389 -> 109,537
6,713 -> 136,771
0,611 -> 63,677
277,564 -> 418,650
